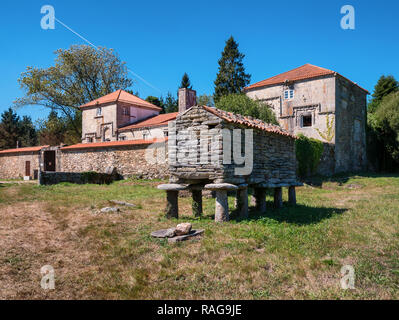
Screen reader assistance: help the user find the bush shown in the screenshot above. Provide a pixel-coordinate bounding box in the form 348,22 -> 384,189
295,134 -> 324,178
215,94 -> 278,124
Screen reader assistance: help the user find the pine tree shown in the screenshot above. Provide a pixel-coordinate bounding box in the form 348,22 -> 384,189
368,75 -> 399,112
0,108 -> 22,150
214,36 -> 251,102
163,92 -> 178,113
180,73 -> 192,89
19,116 -> 38,147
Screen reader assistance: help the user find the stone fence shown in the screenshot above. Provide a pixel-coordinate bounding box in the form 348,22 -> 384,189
38,171 -> 119,186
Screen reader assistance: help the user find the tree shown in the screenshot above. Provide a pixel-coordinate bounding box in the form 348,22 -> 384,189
163,92 -> 178,113
146,96 -> 165,113
180,73 -> 192,89
38,111 -> 68,146
197,94 -> 214,107
215,94 -> 278,124
0,108 -> 37,150
214,36 -> 251,102
368,75 -> 399,113
15,45 -> 133,141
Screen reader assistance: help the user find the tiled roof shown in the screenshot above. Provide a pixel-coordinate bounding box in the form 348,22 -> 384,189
0,145 -> 50,155
61,138 -> 167,151
201,106 -> 297,139
79,89 -> 162,111
118,112 -> 178,132
244,63 -> 368,93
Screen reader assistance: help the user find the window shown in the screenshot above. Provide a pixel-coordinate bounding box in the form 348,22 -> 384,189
302,115 -> 312,127
87,137 -> 93,143
142,132 -> 150,140
284,89 -> 294,100
96,107 -> 102,116
122,107 -> 129,116
119,135 -> 126,141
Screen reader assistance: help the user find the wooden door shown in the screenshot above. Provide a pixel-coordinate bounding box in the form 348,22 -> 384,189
25,161 -> 31,176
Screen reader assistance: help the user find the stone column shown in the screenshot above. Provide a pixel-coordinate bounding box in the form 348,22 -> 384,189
191,189 -> 203,217
254,187 -> 267,213
236,187 -> 249,219
288,186 -> 296,205
274,187 -> 283,209
166,190 -> 179,218
157,184 -> 188,219
215,190 -> 229,222
205,183 -> 238,223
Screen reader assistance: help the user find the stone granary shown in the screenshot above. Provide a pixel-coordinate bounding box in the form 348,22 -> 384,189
158,105 -> 302,222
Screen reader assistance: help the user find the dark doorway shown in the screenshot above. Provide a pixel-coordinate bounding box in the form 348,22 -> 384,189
25,161 -> 31,176
44,151 -> 56,172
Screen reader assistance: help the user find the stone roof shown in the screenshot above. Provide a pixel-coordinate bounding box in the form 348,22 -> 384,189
244,63 -> 368,93
118,112 -> 178,132
0,145 -> 50,155
61,138 -> 167,151
201,106 -> 297,139
79,89 -> 162,111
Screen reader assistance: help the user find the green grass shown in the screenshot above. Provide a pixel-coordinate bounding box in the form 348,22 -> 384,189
0,174 -> 398,299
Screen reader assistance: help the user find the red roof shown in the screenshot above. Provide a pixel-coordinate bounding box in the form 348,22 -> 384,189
79,89 -> 162,111
0,145 -> 50,155
244,63 -> 368,93
61,138 -> 167,151
201,106 -> 297,139
118,112 -> 178,132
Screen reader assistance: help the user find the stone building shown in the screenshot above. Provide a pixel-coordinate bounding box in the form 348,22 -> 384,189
244,64 -> 369,173
158,105 -> 302,222
80,89 -> 164,143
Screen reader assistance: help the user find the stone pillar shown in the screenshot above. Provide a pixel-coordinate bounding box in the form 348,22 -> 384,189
204,183 -> 238,223
254,187 -> 267,213
288,186 -> 296,205
157,184 -> 188,219
274,187 -> 283,209
215,190 -> 229,222
166,190 -> 179,219
191,189 -> 203,217
237,187 -> 249,218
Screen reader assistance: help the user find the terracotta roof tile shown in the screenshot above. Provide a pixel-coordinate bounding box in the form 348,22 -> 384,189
118,112 -> 178,132
244,63 -> 368,93
61,138 -> 167,151
0,145 -> 50,155
201,106 -> 297,139
79,89 -> 162,111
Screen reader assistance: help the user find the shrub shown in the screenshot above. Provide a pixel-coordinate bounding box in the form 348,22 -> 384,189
215,93 -> 278,124
295,134 -> 324,178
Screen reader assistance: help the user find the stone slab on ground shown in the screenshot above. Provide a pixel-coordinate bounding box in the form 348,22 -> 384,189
109,200 -> 136,207
151,228 -> 176,238
100,207 -> 120,213
168,229 -> 205,243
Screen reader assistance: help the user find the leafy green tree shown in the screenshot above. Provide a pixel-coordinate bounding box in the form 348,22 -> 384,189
146,96 -> 165,113
215,93 -> 278,124
368,75 -> 399,113
214,36 -> 251,102
15,45 -> 133,141
163,92 -> 178,113
38,111 -> 68,146
180,73 -> 192,89
197,94 -> 214,107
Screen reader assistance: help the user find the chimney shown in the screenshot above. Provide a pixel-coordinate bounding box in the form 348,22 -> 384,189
178,88 -> 196,114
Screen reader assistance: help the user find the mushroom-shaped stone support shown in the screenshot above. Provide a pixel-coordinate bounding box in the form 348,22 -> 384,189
274,187 -> 283,209
157,184 -> 188,219
253,187 -> 267,213
205,183 -> 238,222
189,185 -> 203,217
288,186 -> 296,205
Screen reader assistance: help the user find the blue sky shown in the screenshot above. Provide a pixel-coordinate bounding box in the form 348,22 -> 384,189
1,0 -> 398,122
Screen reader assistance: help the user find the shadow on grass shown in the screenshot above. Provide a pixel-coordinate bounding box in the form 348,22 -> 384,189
303,172 -> 399,187
230,201 -> 347,225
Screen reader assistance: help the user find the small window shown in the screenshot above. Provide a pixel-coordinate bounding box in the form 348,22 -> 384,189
143,132 -> 149,140
122,107 -> 129,116
284,89 -> 294,100
96,107 -> 102,116
87,137 -> 93,143
119,136 -> 126,141
302,115 -> 312,127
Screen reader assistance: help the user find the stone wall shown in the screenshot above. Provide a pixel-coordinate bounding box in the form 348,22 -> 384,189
60,143 -> 168,179
39,171 -> 118,185
0,152 -> 40,180
316,142 -> 335,176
